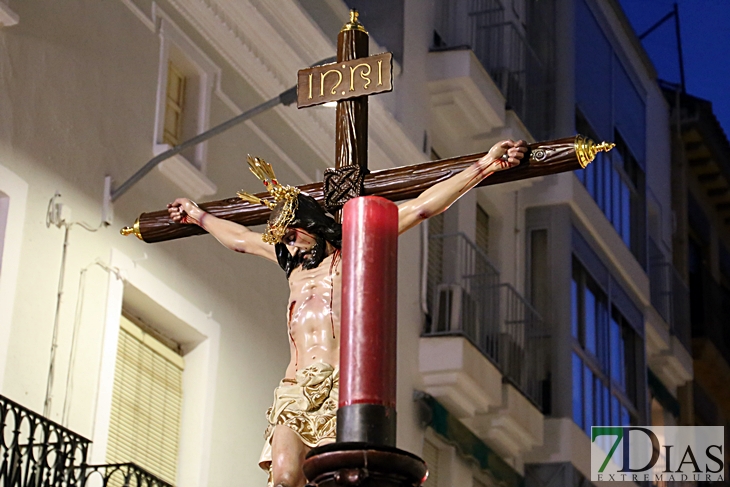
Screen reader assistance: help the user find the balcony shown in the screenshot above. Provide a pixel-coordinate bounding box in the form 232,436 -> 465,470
645,239 -> 693,393
84,463 -> 173,487
648,239 -> 691,349
420,233 -> 547,459
424,233 -> 549,409
0,394 -> 173,487
431,0 -> 555,142
0,394 -> 89,486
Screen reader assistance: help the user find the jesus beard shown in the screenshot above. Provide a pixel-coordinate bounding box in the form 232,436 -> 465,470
298,233 -> 328,271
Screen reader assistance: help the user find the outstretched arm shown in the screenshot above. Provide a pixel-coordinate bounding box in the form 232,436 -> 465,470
398,140 -> 527,234
167,198 -> 277,262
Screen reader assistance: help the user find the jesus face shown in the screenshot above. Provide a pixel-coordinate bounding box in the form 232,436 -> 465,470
282,227 -> 318,254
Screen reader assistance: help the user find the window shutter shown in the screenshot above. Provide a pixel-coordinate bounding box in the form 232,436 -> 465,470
163,62 -> 186,146
106,315 -> 184,485
476,206 -> 489,256
426,213 -> 445,323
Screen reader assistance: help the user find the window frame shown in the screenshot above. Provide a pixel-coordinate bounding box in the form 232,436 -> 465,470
91,249 -> 221,486
0,165 -> 29,393
571,256 -> 640,434
151,12 -> 219,199
574,109 -> 647,267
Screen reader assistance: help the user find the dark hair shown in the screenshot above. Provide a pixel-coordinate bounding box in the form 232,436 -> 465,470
275,194 -> 342,277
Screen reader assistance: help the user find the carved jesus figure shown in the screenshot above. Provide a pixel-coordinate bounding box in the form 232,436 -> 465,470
168,139 -> 527,487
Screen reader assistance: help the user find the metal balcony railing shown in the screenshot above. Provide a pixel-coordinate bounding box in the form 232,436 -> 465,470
424,233 -> 550,410
0,394 -> 174,487
432,0 -> 555,140
498,283 -> 550,410
0,394 -> 89,487
426,233 -> 500,354
648,238 -> 691,351
81,463 -> 173,487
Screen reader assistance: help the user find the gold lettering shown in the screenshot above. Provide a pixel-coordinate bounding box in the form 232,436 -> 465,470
308,73 -> 313,99
349,63 -> 372,91
377,60 -> 383,86
320,69 -> 343,96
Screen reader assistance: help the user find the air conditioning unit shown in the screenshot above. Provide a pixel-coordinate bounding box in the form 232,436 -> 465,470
432,283 -> 477,335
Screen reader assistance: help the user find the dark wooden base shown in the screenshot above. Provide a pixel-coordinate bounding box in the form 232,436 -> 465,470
303,442 -> 427,487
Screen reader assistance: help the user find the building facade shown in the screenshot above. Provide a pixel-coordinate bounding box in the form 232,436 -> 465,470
0,0 -> 710,486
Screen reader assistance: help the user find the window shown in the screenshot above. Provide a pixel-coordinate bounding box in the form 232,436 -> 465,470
153,14 -> 218,199
106,315 -> 184,485
163,62 -> 186,147
575,112 -> 646,267
426,212 -> 445,329
426,149 -> 446,327
0,191 -> 8,276
574,0 -> 647,267
0,167 -> 29,394
476,206 -> 489,256
529,229 -> 549,320
571,258 -> 637,435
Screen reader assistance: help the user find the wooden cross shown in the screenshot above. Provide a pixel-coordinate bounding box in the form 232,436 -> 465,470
121,10 -> 612,242
117,10 -> 614,485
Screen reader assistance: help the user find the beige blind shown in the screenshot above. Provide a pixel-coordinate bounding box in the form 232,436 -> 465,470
422,438 -> 440,487
106,315 -> 184,485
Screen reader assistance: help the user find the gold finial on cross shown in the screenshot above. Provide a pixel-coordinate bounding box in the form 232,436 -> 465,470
574,135 -> 616,168
342,9 -> 367,33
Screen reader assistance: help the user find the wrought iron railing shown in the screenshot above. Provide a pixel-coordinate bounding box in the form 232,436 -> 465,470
0,395 -> 174,487
0,394 -> 89,487
426,233 -> 500,352
81,463 -> 173,487
647,238 -> 691,351
432,0 -> 555,140
424,233 -> 550,410
498,283 -> 549,410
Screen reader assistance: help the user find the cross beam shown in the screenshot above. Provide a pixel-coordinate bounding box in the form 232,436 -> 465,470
120,135 -> 613,242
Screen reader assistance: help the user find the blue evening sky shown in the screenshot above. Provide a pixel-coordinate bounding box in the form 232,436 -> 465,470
617,0 -> 730,138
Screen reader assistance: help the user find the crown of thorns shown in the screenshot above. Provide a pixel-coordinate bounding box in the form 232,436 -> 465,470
237,155 -> 300,244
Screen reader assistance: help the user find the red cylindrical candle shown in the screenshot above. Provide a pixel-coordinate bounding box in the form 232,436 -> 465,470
340,196 -> 398,409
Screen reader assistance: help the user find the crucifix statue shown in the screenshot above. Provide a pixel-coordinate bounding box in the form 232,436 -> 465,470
122,10 -> 613,487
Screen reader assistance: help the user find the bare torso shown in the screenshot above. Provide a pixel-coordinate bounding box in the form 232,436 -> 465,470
284,251 -> 342,379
